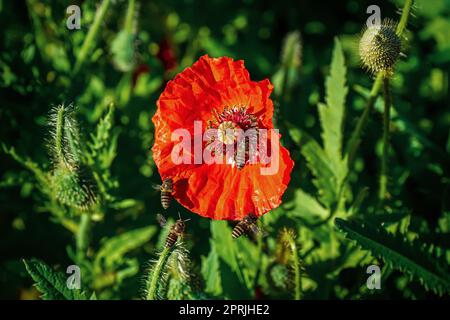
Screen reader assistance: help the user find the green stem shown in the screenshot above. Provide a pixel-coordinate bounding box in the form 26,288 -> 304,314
76,213 -> 91,261
291,242 -> 302,300
378,77 -> 392,204
396,0 -> 414,37
73,0 -> 111,74
55,106 -> 65,165
146,246 -> 173,300
124,0 -> 136,33
347,74 -> 383,167
284,232 -> 302,300
61,218 -> 79,234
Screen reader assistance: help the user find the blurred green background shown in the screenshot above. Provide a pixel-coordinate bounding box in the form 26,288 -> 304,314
0,0 -> 449,300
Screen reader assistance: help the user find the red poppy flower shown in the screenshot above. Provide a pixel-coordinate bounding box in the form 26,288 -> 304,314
152,55 -> 294,220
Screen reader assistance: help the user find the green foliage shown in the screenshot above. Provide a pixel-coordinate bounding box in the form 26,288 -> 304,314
318,38 -> 348,182
201,221 -> 253,299
297,131 -> 339,208
111,31 -> 136,72
288,38 -> 349,212
73,0 -> 112,74
95,226 -> 157,269
272,31 -> 302,99
201,244 -> 222,296
284,189 -> 328,221
335,218 -> 450,295
23,259 -> 89,300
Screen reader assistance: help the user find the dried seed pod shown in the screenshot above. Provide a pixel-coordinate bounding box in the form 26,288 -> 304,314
359,20 -> 401,75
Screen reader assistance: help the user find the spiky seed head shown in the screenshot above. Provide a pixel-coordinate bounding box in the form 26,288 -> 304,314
279,227 -> 297,247
359,20 -> 401,75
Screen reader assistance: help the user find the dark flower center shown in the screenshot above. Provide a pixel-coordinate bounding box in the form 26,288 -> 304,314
206,106 -> 260,168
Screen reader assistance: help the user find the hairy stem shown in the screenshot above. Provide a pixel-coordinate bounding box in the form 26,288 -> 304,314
76,213 -> 91,261
61,218 -> 79,234
54,106 -> 65,166
146,246 -> 172,300
283,231 -> 302,300
378,77 -> 392,204
73,0 -> 111,74
291,241 -> 302,300
396,0 -> 414,36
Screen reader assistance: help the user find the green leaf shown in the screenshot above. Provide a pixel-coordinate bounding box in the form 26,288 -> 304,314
209,221 -> 252,297
23,259 -> 88,300
284,189 -> 329,221
335,218 -> 450,295
299,131 -> 337,207
318,38 -> 348,180
96,226 -> 157,269
210,221 -> 243,279
201,243 -> 222,296
88,105 -> 117,168
1,144 -> 49,187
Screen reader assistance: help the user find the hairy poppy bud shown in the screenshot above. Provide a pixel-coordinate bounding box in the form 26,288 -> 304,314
359,20 -> 401,75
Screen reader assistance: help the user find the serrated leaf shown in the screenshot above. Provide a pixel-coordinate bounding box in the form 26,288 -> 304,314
96,226 -> 157,268
88,105 -> 117,165
23,259 -> 88,300
299,131 -> 337,207
318,38 -> 348,180
335,218 -> 450,295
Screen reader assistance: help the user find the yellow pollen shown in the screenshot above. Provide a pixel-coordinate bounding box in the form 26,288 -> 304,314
217,121 -> 239,145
